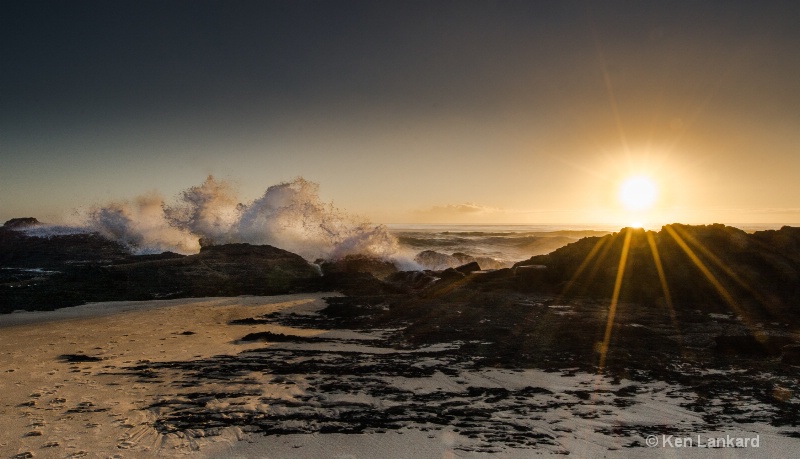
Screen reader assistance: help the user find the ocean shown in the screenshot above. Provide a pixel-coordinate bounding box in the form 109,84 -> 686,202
7,176 -> 790,271
386,223 -> 790,270
387,224 -> 618,270
11,218 -> 787,272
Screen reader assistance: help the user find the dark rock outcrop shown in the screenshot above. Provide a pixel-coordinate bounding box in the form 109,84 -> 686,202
315,255 -> 398,296
713,335 -> 795,356
414,250 -> 459,270
5,220 -> 800,325
0,223 -> 130,268
781,344 -> 800,364
455,261 -> 481,275
507,224 -> 800,319
0,228 -> 323,311
385,270 -> 439,291
438,267 -> 466,281
3,217 -> 40,228
414,250 -> 508,270
108,243 -> 322,298
320,255 -> 398,281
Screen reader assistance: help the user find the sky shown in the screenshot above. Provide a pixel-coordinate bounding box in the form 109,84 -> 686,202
2,0 -> 799,227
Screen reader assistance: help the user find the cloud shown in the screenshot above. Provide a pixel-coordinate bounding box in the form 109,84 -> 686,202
427,203 -> 499,214
410,202 -> 524,223
399,201 -> 600,224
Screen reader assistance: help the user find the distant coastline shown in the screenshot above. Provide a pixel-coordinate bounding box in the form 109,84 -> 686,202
386,222 -> 796,232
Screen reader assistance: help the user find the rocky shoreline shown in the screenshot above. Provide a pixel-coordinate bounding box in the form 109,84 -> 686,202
2,218 -> 799,456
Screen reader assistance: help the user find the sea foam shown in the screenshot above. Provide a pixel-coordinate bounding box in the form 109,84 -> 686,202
83,176 -> 399,261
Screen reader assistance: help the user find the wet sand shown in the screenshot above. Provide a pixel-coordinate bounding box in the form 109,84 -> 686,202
1,294 -> 795,458
0,294 -> 338,458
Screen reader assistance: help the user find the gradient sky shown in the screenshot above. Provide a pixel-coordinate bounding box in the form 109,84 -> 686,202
2,1 -> 799,226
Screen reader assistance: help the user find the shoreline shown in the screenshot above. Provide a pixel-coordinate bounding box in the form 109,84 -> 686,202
2,293 -> 796,458
0,293 -> 339,458
0,294 -> 336,329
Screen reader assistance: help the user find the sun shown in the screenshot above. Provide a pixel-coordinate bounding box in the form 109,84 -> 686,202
619,175 -> 658,211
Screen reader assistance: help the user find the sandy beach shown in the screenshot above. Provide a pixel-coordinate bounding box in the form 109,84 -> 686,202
1,293 -> 794,458
1,294 -> 340,458
4,0 -> 800,456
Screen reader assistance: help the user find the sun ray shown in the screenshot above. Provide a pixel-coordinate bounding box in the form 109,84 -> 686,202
582,236 -> 620,293
645,230 -> 684,350
558,236 -> 611,300
662,225 -> 759,333
669,225 -> 779,314
645,231 -> 675,317
597,227 -> 633,373
590,19 -> 630,156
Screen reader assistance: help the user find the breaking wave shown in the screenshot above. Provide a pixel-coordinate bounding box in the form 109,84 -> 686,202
83,176 -> 398,260
14,177 -> 609,270
17,225 -> 93,238
88,192 -> 200,254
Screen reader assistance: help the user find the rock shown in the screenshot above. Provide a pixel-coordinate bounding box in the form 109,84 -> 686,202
320,255 -> 398,281
714,335 -> 795,356
714,335 -> 767,356
436,268 -> 466,284
508,224 -> 800,316
414,250 -> 462,270
316,272 -> 391,296
3,217 -> 40,228
473,257 -> 508,270
781,344 -> 800,364
112,243 -> 322,297
0,223 -> 130,268
414,250 -> 508,270
515,264 -> 547,273
751,226 -> 800,264
1,242 -> 323,312
455,261 -> 481,275
452,252 -> 474,265
513,264 -> 547,280
316,255 -> 400,296
113,251 -> 186,264
385,270 -> 438,291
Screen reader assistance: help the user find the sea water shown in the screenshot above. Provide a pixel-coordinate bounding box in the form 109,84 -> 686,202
387,224 -> 617,269
10,175 -> 789,271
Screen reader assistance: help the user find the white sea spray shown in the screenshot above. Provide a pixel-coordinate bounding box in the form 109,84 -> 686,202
86,192 -> 200,254
81,176 -> 399,261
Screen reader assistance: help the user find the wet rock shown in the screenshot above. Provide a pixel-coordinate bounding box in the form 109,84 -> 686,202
0,222 -> 130,269
713,335 -> 795,356
112,251 -> 185,264
455,261 -> 481,275
58,354 -> 103,363
509,224 -> 800,316
414,250 -> 461,270
239,331 -> 329,343
321,255 -> 398,280
439,268 -> 466,281
2,242 -> 323,312
415,251 -> 506,270
3,217 -> 40,228
473,257 -> 508,270
315,271 -> 392,296
781,344 -> 800,364
385,270 -> 438,291
111,243 -> 322,297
